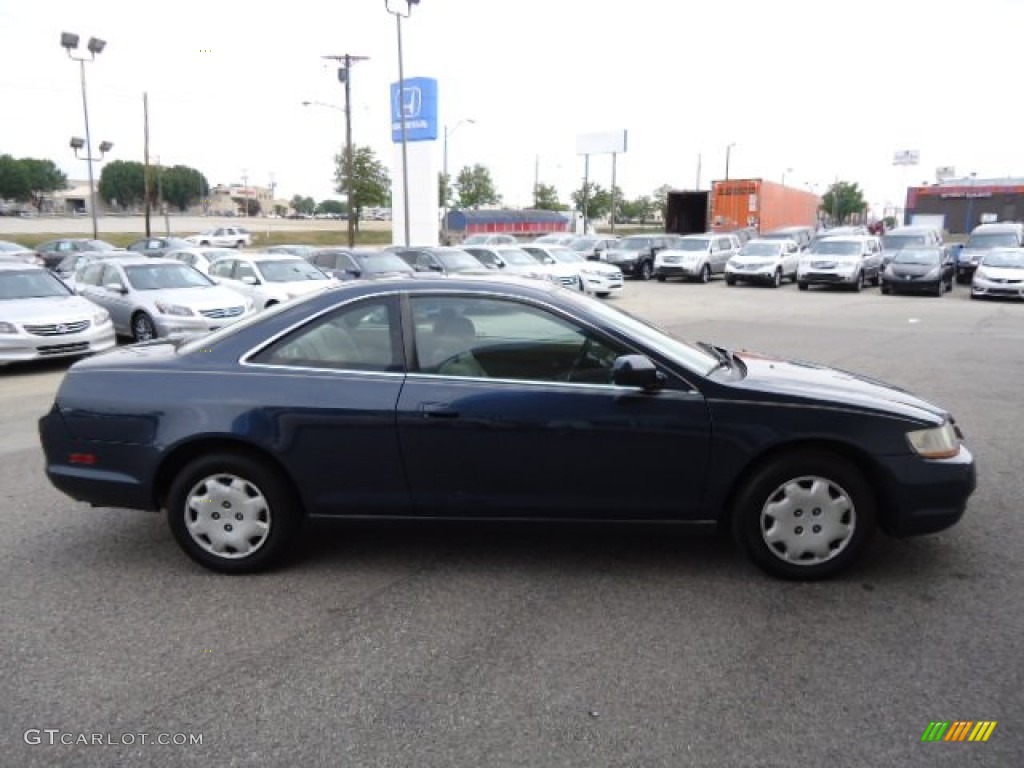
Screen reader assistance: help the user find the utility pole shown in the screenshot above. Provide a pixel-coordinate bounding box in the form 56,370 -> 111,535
696,153 -> 702,190
534,154 -> 540,208
323,53 -> 368,247
241,169 -> 249,217
143,92 -> 151,236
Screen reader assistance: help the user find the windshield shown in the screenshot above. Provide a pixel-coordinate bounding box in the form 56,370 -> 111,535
354,254 -> 415,274
981,250 -> 1024,268
124,264 -> 214,290
892,248 -> 941,265
882,234 -> 927,250
436,250 -> 484,270
548,249 -> 584,263
560,291 -> 719,374
967,232 -> 1019,249
0,269 -> 71,299
568,238 -> 599,251
740,242 -> 780,256
257,259 -> 330,282
616,238 -> 652,251
810,241 -> 860,256
462,235 -> 490,245
675,239 -> 710,252
522,247 -> 557,265
497,249 -> 537,266
0,241 -> 28,252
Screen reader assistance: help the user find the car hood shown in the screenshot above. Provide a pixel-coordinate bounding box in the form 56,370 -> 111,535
272,279 -> 337,296
976,264 -> 1024,280
580,262 -> 621,275
143,285 -> 248,309
605,249 -> 644,260
731,254 -> 780,265
4,294 -> 100,323
729,350 -> 947,424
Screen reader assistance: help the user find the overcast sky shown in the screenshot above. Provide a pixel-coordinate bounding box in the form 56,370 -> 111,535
2,0 -> 1022,214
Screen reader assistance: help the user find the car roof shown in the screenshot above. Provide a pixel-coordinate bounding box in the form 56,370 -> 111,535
238,252 -> 306,261
99,255 -> 173,266
0,262 -> 47,272
745,238 -> 793,246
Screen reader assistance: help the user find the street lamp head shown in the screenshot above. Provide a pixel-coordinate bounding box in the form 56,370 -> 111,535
69,137 -> 85,150
87,37 -> 106,55
60,32 -> 80,51
98,141 -> 113,153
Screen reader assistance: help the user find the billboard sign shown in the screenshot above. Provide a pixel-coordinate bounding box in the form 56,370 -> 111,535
893,149 -> 920,166
936,166 -> 955,181
390,77 -> 438,142
576,130 -> 628,155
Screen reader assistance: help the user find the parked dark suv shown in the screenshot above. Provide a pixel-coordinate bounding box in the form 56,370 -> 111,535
601,235 -> 678,280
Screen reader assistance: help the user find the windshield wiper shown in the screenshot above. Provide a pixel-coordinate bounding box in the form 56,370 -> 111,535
698,341 -> 736,375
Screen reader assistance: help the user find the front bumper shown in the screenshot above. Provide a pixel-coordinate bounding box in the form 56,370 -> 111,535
582,272 -> 624,294
654,260 -> 702,277
971,277 -> 1024,299
152,308 -> 254,337
798,270 -> 859,285
726,265 -> 777,282
0,321 -> 116,365
881,275 -> 942,294
876,445 -> 976,537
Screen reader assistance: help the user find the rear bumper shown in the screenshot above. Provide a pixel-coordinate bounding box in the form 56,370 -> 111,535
877,446 -> 976,537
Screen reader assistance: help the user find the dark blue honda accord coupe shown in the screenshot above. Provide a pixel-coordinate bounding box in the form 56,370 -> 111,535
38,276 -> 976,579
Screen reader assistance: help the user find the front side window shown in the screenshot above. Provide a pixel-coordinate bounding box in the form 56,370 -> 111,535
251,297 -> 401,371
210,260 -> 235,278
410,296 -> 628,384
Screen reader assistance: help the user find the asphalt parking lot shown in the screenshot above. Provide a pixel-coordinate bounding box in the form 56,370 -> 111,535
2,278 -> 1021,767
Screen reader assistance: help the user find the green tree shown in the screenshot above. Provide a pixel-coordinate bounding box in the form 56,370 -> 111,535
290,195 -> 316,215
334,144 -> 390,229
0,154 -> 31,202
17,158 -> 67,212
455,164 -> 501,209
316,199 -> 347,216
438,172 -> 453,208
533,183 -> 566,211
619,196 -> 655,223
821,181 -> 868,225
571,182 -> 614,221
651,184 -> 672,221
98,160 -> 146,210
160,165 -> 209,212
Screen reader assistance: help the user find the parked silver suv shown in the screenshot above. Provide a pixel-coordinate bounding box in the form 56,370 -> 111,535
797,235 -> 883,291
654,232 -> 741,283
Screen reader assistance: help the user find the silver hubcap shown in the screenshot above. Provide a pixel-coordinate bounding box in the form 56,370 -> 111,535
184,473 -> 271,559
760,475 -> 855,565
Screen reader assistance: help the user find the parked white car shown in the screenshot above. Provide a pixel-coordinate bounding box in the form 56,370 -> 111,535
971,248 -> 1024,300
654,233 -> 741,283
462,245 -> 567,287
725,238 -> 801,287
184,227 -> 251,248
208,253 -> 339,310
0,263 -> 115,365
521,244 -> 623,297
164,247 -> 236,275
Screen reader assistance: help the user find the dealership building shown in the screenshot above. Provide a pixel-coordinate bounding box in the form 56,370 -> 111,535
905,177 -> 1024,234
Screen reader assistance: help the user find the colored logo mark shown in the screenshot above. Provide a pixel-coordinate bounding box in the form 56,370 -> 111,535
921,721 -> 997,742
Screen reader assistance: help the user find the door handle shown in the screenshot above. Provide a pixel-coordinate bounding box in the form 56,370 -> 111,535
420,402 -> 459,419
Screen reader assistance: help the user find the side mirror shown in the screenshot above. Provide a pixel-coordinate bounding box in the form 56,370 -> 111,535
612,355 -> 664,391
430,264 -> 444,272
103,283 -> 125,294
241,275 -> 259,285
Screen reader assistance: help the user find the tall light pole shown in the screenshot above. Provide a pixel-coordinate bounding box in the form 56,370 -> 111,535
241,169 -> 249,218
443,118 -> 474,244
964,172 -> 978,235
323,54 -> 369,247
725,142 -> 736,182
61,32 -> 106,239
385,0 -> 420,247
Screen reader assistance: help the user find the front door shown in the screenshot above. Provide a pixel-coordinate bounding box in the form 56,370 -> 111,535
396,294 -> 711,519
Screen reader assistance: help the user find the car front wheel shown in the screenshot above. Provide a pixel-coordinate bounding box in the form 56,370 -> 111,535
132,312 -> 157,342
166,452 -> 303,573
698,264 -> 711,283
731,451 -> 875,580
639,260 -> 653,281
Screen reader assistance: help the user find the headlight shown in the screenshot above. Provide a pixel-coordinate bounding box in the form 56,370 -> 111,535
924,267 -> 940,279
974,270 -> 990,281
0,321 -> 17,334
155,302 -> 193,316
906,421 -> 960,459
727,259 -> 738,268
92,309 -> 110,325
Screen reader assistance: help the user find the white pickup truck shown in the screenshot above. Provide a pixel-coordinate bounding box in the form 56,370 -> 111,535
184,227 -> 252,248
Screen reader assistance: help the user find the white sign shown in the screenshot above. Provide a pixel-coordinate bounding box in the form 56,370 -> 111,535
893,150 -> 920,166
936,166 -> 955,181
576,130 -> 628,156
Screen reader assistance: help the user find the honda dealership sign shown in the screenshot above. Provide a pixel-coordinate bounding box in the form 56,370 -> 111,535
390,77 -> 438,142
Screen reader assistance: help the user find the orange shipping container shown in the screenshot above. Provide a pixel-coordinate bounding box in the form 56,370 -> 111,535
710,179 -> 820,233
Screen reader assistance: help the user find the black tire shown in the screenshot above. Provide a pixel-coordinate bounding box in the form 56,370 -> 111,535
798,282 -> 809,291
772,268 -> 782,288
639,260 -> 653,281
656,275 -> 666,283
880,284 -> 891,295
731,451 -> 876,580
699,264 -> 711,284
870,271 -> 880,287
131,312 -> 157,342
236,241 -> 245,248
595,292 -> 610,298
851,271 -> 864,292
933,280 -> 943,297
166,452 -> 303,574
264,300 -> 279,310
725,275 -> 737,286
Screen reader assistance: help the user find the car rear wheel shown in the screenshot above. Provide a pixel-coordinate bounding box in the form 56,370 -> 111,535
132,312 -> 157,342
656,275 -> 666,282
639,260 -> 653,281
236,240 -> 245,248
933,280 -> 943,297
732,451 -> 875,580
798,282 -> 808,291
167,453 -> 303,574
725,275 -> 737,286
